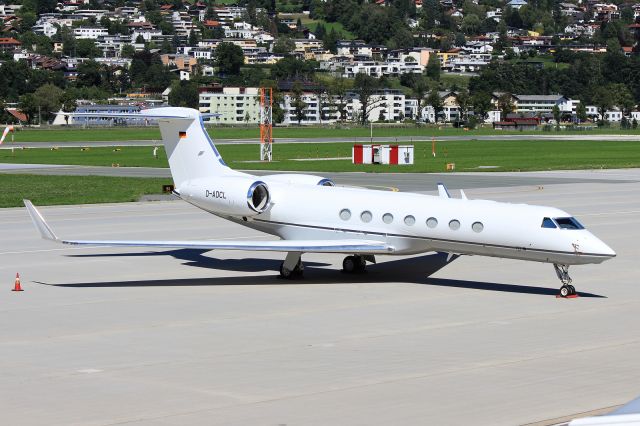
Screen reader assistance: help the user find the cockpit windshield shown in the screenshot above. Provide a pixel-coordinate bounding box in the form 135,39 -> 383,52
554,217 -> 585,230
541,217 -> 557,228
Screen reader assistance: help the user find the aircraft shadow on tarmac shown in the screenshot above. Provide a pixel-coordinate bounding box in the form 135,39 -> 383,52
69,249 -> 331,272
40,250 -> 606,298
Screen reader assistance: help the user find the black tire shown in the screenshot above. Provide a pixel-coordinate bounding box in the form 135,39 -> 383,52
355,256 -> 366,273
343,256 -> 356,273
280,262 -> 292,279
560,286 -> 569,297
568,285 -> 576,295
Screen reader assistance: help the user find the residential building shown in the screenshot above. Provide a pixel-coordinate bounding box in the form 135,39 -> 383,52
161,54 -> 198,73
0,37 -> 21,52
199,86 -> 261,124
512,94 -> 572,113
346,89 -> 408,122
73,27 -> 108,39
343,60 -> 423,78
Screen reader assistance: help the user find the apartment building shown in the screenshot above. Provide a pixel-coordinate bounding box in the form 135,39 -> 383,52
73,27 -> 108,39
199,87 -> 260,124
512,94 -> 572,113
343,60 -> 423,78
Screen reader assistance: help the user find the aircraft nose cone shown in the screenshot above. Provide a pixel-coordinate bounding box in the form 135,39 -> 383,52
591,237 -> 616,258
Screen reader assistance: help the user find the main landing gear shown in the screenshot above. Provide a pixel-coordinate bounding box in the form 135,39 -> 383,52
342,255 -> 367,274
279,251 -> 304,279
554,263 -> 577,297
278,253 -> 374,279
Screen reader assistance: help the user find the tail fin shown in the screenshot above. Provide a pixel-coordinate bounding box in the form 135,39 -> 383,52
64,107 -> 236,188
146,107 -> 236,187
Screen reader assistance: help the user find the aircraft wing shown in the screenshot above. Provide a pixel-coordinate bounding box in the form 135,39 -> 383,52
24,200 -> 393,254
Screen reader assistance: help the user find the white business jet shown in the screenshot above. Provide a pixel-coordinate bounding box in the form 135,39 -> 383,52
24,107 -> 615,297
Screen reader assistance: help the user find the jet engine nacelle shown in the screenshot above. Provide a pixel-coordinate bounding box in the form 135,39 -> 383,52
181,176 -> 271,217
261,173 -> 335,187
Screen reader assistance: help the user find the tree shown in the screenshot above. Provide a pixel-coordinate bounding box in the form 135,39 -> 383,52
168,80 -> 199,108
18,94 -> 38,124
592,86 -> 614,122
291,81 -> 307,124
327,76 -> 351,121
497,93 -> 514,118
188,30 -> 199,46
77,60 -> 103,87
272,36 -> 296,55
121,44 -> 136,58
323,28 -> 339,53
426,54 -> 440,81
271,57 -> 317,80
471,91 -> 492,122
427,89 -> 443,123
461,14 -> 481,35
552,104 -> 561,129
576,102 -> 587,123
455,89 -> 471,124
215,42 -> 244,76
410,76 -> 428,122
33,84 -> 63,123
611,83 -> 635,116
59,90 -> 77,124
17,84 -> 62,124
76,39 -> 102,58
353,73 -> 381,125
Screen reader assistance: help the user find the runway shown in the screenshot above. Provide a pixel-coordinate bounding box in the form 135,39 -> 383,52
2,133 -> 640,149
1,170 -> 640,425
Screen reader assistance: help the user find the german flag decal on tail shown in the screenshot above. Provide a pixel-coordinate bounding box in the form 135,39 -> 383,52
179,131 -> 187,139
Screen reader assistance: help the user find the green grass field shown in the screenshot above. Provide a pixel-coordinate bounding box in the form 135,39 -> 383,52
3,139 -> 640,207
0,174 -> 170,207
304,20 -> 355,39
3,139 -> 640,173
7,125 -> 640,143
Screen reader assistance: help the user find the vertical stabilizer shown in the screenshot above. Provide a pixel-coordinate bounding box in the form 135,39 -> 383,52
147,107 -> 236,187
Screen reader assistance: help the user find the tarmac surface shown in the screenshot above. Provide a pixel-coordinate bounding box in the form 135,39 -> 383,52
1,169 -> 640,425
1,133 -> 640,149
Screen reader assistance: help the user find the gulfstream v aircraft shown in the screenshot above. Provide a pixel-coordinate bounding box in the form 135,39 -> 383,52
24,107 -> 616,297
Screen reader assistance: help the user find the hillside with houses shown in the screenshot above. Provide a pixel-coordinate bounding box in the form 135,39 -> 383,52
0,0 -> 639,128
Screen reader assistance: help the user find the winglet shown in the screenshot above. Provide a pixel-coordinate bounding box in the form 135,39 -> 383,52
437,182 -> 451,198
23,200 -> 59,242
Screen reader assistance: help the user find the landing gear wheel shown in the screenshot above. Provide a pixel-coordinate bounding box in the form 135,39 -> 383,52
343,256 -> 356,273
280,262 -> 292,279
554,263 -> 576,298
279,260 -> 304,279
343,255 -> 366,274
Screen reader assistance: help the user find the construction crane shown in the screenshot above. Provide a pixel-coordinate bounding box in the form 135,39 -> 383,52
259,87 -> 273,161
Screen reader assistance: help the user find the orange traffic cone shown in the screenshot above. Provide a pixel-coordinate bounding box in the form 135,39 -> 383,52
12,273 -> 23,291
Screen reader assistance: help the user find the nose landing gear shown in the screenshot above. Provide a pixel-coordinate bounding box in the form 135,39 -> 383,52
554,263 -> 577,298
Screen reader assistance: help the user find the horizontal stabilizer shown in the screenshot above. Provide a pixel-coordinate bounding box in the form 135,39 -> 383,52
24,200 -> 59,241
23,201 -> 393,254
